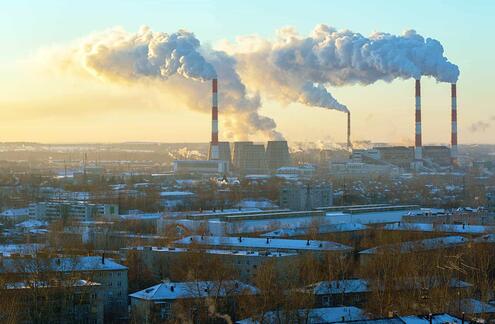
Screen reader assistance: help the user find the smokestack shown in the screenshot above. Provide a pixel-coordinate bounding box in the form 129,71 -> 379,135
414,79 -> 423,162
347,111 -> 352,151
451,83 -> 458,165
210,78 -> 220,160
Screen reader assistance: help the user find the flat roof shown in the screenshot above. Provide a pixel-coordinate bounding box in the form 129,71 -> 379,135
174,235 -> 352,252
122,246 -> 297,257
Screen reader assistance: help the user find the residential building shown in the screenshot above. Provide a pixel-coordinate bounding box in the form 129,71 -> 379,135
130,280 -> 257,323
0,255 -> 128,321
28,202 -> 118,221
0,279 -> 104,324
120,246 -> 297,282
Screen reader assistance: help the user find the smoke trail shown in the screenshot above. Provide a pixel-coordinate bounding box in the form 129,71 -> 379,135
58,26 -> 281,140
220,24 -> 459,113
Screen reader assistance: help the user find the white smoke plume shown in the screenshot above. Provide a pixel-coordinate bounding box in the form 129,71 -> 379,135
58,26 -> 282,140
49,24 -> 459,140
220,24 -> 459,113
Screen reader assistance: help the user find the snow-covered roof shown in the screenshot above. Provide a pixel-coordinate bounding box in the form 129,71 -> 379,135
0,208 -> 29,217
0,243 -> 45,256
0,256 -> 127,274
359,236 -> 469,254
130,280 -> 257,301
3,279 -> 101,290
261,223 -> 368,238
384,222 -> 495,234
175,235 -> 352,252
237,306 -> 366,324
459,298 -> 495,314
122,246 -> 297,257
15,220 -> 48,228
160,191 -> 195,197
304,278 -> 470,296
120,212 -> 162,220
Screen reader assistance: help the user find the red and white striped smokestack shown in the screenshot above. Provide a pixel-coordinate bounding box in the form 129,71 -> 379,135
347,111 -> 352,151
451,83 -> 458,165
210,78 -> 220,160
414,79 -> 423,162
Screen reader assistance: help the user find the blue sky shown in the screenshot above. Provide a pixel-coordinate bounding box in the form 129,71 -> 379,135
0,0 -> 494,143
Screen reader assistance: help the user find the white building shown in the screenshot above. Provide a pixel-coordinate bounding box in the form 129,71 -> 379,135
173,160 -> 229,174
28,202 -> 119,221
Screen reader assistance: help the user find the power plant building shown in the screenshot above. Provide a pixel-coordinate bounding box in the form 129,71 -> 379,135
279,183 -> 333,211
173,160 -> 229,175
266,141 -> 291,171
208,141 -> 231,164
233,142 -> 268,174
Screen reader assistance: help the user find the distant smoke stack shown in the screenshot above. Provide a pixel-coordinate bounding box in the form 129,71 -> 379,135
414,79 -> 423,162
347,111 -> 352,151
210,78 -> 220,160
451,83 -> 458,165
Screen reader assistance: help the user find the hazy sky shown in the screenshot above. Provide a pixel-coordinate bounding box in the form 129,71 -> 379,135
1,0 -> 494,144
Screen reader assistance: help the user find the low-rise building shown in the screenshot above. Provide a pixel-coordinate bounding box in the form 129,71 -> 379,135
174,235 -> 352,255
0,255 -> 128,321
130,280 -> 257,323
28,201 -> 118,221
0,279 -> 104,324
120,245 -> 297,282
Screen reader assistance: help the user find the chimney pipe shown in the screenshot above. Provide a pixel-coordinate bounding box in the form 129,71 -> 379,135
451,83 -> 458,166
210,78 -> 220,160
414,79 -> 423,163
347,111 -> 352,151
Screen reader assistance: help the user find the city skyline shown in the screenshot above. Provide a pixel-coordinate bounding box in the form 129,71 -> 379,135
1,0 -> 494,144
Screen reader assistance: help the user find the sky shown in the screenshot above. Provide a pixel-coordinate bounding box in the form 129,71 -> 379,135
0,0 -> 494,144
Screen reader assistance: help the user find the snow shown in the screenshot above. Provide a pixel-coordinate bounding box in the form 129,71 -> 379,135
130,280 -> 257,300
384,222 -> 495,234
160,191 -> 195,197
123,246 -> 296,258
0,208 -> 29,218
360,236 -> 469,254
0,243 -> 45,256
262,223 -> 368,237
175,235 -> 352,252
237,306 -> 366,324
15,219 -> 48,228
459,298 -> 495,314
0,256 -> 127,273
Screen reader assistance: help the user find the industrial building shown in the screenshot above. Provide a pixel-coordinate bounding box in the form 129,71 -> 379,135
279,183 -> 333,211
172,160 -> 229,175
232,141 -> 268,174
266,141 -> 291,171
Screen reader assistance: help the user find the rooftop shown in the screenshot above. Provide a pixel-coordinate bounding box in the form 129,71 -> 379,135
130,280 -> 257,301
0,256 -> 127,274
174,235 -> 352,252
359,236 -> 469,254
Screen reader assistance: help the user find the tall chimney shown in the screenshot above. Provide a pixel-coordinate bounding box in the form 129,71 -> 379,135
414,79 -> 423,163
451,83 -> 458,165
347,111 -> 352,151
210,78 -> 220,160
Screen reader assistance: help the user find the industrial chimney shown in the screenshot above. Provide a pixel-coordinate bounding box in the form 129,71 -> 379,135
210,78 -> 220,160
347,111 -> 352,151
414,79 -> 423,165
451,83 -> 458,165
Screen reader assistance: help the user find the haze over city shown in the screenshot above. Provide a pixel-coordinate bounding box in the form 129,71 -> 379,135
2,2 -> 495,324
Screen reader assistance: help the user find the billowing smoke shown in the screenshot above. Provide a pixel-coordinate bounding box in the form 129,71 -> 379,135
60,26 -> 282,139
50,24 -> 459,140
221,24 -> 459,113
469,118 -> 494,133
